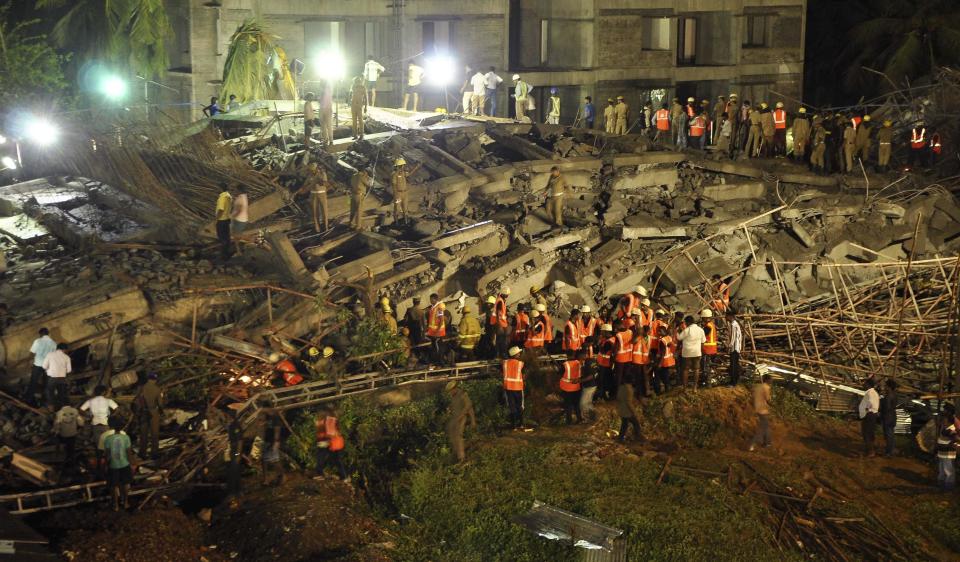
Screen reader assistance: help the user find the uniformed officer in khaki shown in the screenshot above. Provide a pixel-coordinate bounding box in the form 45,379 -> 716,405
545,166 -> 566,227
391,157 -> 421,222
791,107 -> 811,159
745,105 -> 763,158
877,119 -> 894,171
307,163 -> 329,232
810,116 -> 827,173
350,76 -> 368,140
842,121 -> 857,172
614,96 -> 630,135
854,114 -> 873,164
603,98 -> 616,133
445,381 -> 476,463
135,372 -> 164,459
350,169 -> 371,231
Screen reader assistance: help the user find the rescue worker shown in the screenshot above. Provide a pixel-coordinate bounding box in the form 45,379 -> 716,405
700,99 -> 712,141
319,83 -> 334,146
759,103 -> 775,158
547,88 -> 561,125
363,55 -> 386,107
425,294 -> 447,364
930,131 -> 943,167
457,305 -> 481,360
631,324 -> 652,397
745,104 -> 763,158
493,288 -> 510,358
307,163 -> 329,232
653,103 -> 671,144
403,59 -> 425,112
445,381 -> 476,463
559,351 -> 584,424
578,305 -> 598,356
536,303 -> 555,347
717,112 -> 732,155
379,298 -> 398,334
349,169 -> 371,231
641,102 -> 653,136
305,346 -> 336,380
613,320 -> 634,386
726,94 -> 741,149
272,353 -> 305,387
603,98 -> 616,134
676,102 -> 689,148
854,114 -> 873,166
502,346 -> 526,430
525,310 -> 546,350
563,309 -> 582,352
303,92 -> 316,148
908,122 -> 928,170
877,119 -> 894,172
405,298 -> 425,346
670,97 -> 684,146
512,303 -> 530,347
689,111 -> 707,150
134,372 -> 163,459
614,96 -> 629,135
711,274 -> 730,313
842,121 -> 857,173
315,407 -> 348,481
545,166 -> 566,227
701,309 -> 718,387
638,298 -> 655,329
653,324 -> 675,394
583,96 -> 595,129
391,157 -> 421,222
773,102 -> 788,156
596,324 -> 616,400
810,116 -> 827,174
736,101 -> 752,153
712,96 -> 727,144
615,354 -> 642,443
617,285 -> 648,320
513,74 -> 530,122
823,113 -> 840,174
350,76 -> 367,140
459,65 -> 474,114
791,107 -> 811,161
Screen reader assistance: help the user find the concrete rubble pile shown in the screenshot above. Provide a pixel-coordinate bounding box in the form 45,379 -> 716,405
1,108 -> 959,494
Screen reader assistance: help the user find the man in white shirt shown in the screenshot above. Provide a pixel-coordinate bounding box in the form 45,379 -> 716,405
484,66 -> 503,117
726,309 -> 743,386
676,315 -> 706,389
470,70 -> 487,116
302,92 -> 316,148
42,342 -> 71,408
859,378 -> 881,457
363,55 -> 386,107
459,65 -> 473,115
81,384 -> 119,446
403,60 -> 425,112
27,327 -> 56,405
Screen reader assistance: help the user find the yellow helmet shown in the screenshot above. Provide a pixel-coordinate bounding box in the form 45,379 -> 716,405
323,346 -> 334,358
531,310 -> 541,318
863,114 -> 871,122
798,107 -> 807,114
395,157 -> 406,167
308,346 -> 320,357
760,102 -> 769,109
463,305 -> 472,313
535,303 -> 547,312
486,295 -> 497,304
775,101 -> 784,108
883,119 -> 893,127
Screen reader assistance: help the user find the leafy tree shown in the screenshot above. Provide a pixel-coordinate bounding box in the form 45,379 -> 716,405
0,3 -> 68,105
36,0 -> 171,79
839,0 -> 960,94
221,18 -> 297,103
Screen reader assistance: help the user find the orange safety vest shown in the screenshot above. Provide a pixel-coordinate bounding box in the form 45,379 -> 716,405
932,133 -> 942,154
543,313 -> 554,342
614,330 -> 634,363
690,116 -> 705,137
773,109 -> 787,129
703,320 -> 718,355
560,360 -> 582,392
658,336 -> 676,368
617,294 -> 638,319
316,416 -> 345,451
562,320 -> 581,351
276,360 -> 304,386
426,303 -> 446,337
713,281 -> 730,312
494,296 -> 508,328
851,116 -> 862,130
579,316 -> 598,357
513,311 -> 530,343
655,109 -> 670,131
911,128 -> 927,149
525,321 -> 545,348
640,308 -> 654,328
597,337 -> 615,367
503,358 -> 524,390
631,335 -> 651,365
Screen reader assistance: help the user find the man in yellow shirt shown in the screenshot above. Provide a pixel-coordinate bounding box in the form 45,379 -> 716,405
215,184 -> 233,260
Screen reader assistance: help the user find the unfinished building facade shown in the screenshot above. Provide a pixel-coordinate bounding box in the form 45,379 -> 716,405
166,0 -> 806,120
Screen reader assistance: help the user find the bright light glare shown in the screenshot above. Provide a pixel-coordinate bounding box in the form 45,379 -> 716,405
100,75 -> 128,100
24,118 -> 59,147
315,50 -> 346,81
425,55 -> 456,87
0,135 -> 6,144
0,156 -> 15,170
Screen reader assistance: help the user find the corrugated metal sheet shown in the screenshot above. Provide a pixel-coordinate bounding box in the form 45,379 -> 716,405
515,501 -> 626,562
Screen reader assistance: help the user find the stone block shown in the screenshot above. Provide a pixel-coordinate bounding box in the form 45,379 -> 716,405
431,221 -> 499,250
611,169 -> 679,191
702,181 -> 766,201
621,222 -> 688,240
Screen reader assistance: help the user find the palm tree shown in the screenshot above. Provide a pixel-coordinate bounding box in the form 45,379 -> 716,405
221,19 -> 297,103
840,0 -> 960,94
36,0 -> 171,79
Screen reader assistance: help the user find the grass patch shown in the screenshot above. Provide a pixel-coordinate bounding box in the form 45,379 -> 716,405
911,499 -> 960,552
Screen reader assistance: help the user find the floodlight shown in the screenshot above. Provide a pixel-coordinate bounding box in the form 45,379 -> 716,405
315,50 -> 346,81
0,156 -> 15,170
24,117 -> 59,147
425,55 -> 456,87
100,74 -> 129,100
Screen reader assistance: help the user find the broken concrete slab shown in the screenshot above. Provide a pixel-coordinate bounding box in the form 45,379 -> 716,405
787,220 -> 816,248
265,231 -> 311,284
690,159 -> 763,179
425,248 -> 461,280
477,247 -> 544,291
611,169 -> 679,191
779,173 -> 838,187
589,239 -> 630,266
374,255 -> 431,290
430,221 -> 499,250
621,220 -> 688,240
459,231 -> 511,262
328,249 -> 394,284
533,229 -> 588,254
702,181 -> 767,201
0,214 -> 48,244
612,153 -> 687,167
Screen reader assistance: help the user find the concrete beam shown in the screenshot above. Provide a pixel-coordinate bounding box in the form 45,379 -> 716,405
477,247 -> 544,291
430,221 -> 499,250
621,223 -> 688,240
265,231 -> 311,284
373,255 -> 431,290
690,159 -> 763,179
328,249 -> 394,284
702,181 -> 767,201
486,128 -> 556,161
611,169 -> 679,191
590,239 -> 630,266
612,153 -> 687,167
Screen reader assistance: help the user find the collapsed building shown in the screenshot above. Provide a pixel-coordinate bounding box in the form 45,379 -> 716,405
0,101 -> 958,518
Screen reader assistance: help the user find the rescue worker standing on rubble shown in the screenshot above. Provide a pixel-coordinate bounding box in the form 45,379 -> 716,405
445,381 -> 476,463
909,121 -> 928,170
349,169 -> 371,231
513,74 -> 530,122
364,55 -> 386,107
547,88 -> 561,125
877,120 -> 894,172
319,83 -> 334,146
614,96 -> 629,136
745,104 -> 763,158
391,157 -> 420,223
855,115 -> 873,167
791,108 -> 811,161
350,76 -> 367,140
654,103 -> 671,144
403,59 -> 425,112
134,372 -> 163,460
307,163 -> 329,232
842,120 -> 857,173
603,99 -> 616,134
545,166 -> 566,227
303,92 -> 316,149
503,346 -> 526,430
810,116 -> 827,174
759,103 -> 775,158
773,102 -> 788,156
494,288 -> 511,358
457,305 -> 481,360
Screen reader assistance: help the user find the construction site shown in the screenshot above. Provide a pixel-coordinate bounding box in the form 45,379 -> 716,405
0,62 -> 960,562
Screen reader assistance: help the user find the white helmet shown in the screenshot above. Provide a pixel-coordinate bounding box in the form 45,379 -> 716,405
512,74 -> 521,81
508,346 -> 521,357
501,287 -> 511,295
531,310 -> 541,318
635,286 -> 648,297
535,303 -> 547,312
701,309 -> 713,318
631,308 -> 642,316
268,352 -> 281,363
580,305 -> 591,313
641,298 -> 651,307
